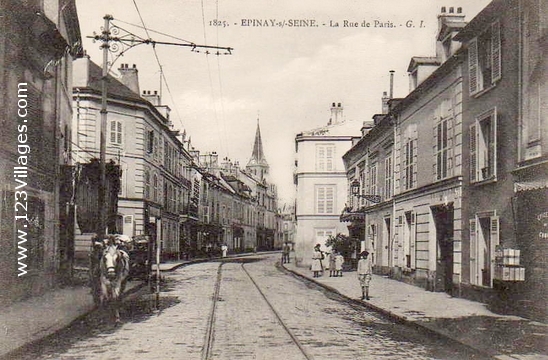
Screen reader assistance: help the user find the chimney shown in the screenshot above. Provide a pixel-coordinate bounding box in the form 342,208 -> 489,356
330,102 -> 343,124
118,63 -> 140,95
381,91 -> 390,114
142,89 -> 161,106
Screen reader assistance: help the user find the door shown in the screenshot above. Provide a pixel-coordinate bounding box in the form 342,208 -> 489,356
433,204 -> 454,294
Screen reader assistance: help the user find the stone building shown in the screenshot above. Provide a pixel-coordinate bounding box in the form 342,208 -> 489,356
0,0 -> 81,301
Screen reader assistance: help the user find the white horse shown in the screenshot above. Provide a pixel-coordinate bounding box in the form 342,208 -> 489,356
99,240 -> 130,323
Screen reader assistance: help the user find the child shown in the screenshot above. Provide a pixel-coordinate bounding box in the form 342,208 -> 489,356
357,251 -> 372,300
335,252 -> 344,277
329,250 -> 337,277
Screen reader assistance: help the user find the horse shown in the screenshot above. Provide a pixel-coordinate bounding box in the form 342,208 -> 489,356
98,239 -> 130,323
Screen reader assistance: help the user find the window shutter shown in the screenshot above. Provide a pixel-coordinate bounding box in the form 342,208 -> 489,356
491,109 -> 497,178
110,121 -> 116,143
491,21 -> 502,83
412,133 -> 418,188
469,123 -> 477,182
326,187 -> 334,213
317,187 -> 325,214
490,216 -> 500,247
117,122 -> 122,144
433,117 -> 439,180
469,218 -> 477,285
468,38 -> 479,94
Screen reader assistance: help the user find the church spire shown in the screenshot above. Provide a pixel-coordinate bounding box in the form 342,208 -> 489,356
246,117 -> 269,179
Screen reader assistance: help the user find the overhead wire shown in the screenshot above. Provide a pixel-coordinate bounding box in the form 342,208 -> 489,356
130,0 -> 185,132
201,0 -> 226,156
216,0 -> 230,159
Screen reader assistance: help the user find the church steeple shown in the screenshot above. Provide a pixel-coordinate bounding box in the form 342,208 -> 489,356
246,117 -> 269,180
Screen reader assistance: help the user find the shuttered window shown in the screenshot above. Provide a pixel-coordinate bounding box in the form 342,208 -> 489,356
469,21 -> 502,95
469,108 -> 497,183
316,185 -> 335,214
109,120 -> 123,145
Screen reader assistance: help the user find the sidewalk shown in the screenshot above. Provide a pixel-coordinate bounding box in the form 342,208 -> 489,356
0,280 -> 144,359
283,261 -> 548,360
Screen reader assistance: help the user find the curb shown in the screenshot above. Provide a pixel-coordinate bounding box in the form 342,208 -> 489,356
281,264 -> 495,360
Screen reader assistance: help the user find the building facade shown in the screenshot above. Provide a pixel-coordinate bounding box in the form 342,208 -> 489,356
72,58 -> 189,260
0,0 -> 81,302
294,103 -> 362,267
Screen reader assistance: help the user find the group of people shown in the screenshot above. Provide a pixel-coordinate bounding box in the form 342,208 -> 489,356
311,244 -> 344,278
312,244 -> 373,301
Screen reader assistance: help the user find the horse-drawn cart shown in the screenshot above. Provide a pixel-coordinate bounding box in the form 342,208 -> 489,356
89,234 -> 152,306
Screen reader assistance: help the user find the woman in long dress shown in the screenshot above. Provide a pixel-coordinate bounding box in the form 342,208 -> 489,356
311,243 -> 323,278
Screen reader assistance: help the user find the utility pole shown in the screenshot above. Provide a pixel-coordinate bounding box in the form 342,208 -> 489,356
89,14 -> 232,240
98,14 -> 112,240
88,14 -> 233,308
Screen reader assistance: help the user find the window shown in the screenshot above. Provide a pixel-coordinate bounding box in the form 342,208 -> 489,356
109,120 -> 123,145
469,21 -> 501,95
404,211 -> 416,268
470,108 -> 497,182
469,215 -> 499,287
434,99 -> 454,181
402,124 -> 418,190
316,185 -> 335,214
146,130 -> 154,154
153,174 -> 159,202
367,162 -> 378,198
144,169 -> 150,199
384,154 -> 393,199
316,144 -> 335,171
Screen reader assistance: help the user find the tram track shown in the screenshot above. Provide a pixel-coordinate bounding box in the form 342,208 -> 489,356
201,261 -> 314,360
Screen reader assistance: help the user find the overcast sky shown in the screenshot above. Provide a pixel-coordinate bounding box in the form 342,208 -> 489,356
75,0 -> 491,205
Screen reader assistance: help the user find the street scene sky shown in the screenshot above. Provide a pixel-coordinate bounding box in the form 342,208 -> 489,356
76,0 -> 491,205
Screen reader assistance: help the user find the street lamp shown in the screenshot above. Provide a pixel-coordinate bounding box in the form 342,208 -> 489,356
350,179 -> 381,253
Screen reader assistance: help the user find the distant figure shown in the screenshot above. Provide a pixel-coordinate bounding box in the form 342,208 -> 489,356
328,250 -> 337,277
221,244 -> 228,258
282,242 -> 291,264
311,243 -> 324,278
357,251 -> 373,300
335,252 -> 345,277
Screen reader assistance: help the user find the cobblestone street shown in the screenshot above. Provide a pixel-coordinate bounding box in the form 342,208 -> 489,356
13,255 -> 485,360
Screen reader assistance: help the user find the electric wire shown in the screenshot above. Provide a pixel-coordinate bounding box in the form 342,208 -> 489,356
131,0 -> 185,132
216,0 -> 230,159
201,0 -> 226,156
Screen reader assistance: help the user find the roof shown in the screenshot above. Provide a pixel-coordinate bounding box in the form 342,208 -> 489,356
407,57 -> 441,73
87,61 -> 143,102
454,0 -> 507,42
247,119 -> 269,167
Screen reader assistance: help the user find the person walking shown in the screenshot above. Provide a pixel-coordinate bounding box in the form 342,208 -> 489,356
357,251 -> 373,300
311,243 -> 324,278
335,252 -> 345,277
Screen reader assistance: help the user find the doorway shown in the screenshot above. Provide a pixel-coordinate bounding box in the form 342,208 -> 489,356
432,204 -> 454,294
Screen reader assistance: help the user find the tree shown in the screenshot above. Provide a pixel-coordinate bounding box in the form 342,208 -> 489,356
325,233 -> 358,268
